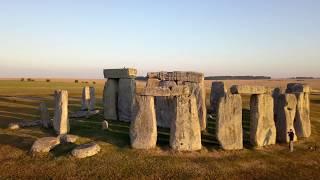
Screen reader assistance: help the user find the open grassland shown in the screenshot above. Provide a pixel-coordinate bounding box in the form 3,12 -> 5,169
0,79 -> 320,179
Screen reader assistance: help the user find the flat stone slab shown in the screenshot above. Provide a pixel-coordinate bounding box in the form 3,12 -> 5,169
230,85 -> 267,94
70,110 -> 100,118
71,142 -> 101,158
286,83 -> 311,93
147,71 -> 203,83
8,123 -> 20,130
31,137 -> 60,153
104,68 -> 137,79
138,86 -> 190,96
59,134 -> 79,143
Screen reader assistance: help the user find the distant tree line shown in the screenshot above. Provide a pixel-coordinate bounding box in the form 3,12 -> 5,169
289,77 -> 315,79
205,76 -> 271,80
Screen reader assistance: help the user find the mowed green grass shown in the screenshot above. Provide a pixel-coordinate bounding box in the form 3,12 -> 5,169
0,80 -> 320,179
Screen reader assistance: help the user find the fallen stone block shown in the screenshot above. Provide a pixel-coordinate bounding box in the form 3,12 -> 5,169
59,134 -> 79,144
230,85 -> 267,94
250,94 -> 276,147
31,137 -> 60,153
216,94 -> 243,150
71,142 -> 101,158
276,94 -> 297,143
8,123 -> 20,130
130,96 -> 157,149
170,95 -> 202,151
103,68 -> 137,79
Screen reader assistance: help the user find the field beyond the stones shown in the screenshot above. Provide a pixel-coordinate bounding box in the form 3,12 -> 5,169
0,79 -> 320,179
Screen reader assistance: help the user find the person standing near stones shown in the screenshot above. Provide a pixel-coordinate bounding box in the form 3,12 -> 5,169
288,129 -> 295,152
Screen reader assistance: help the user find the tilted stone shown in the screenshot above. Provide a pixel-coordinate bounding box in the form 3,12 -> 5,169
31,137 -> 60,153
103,68 -> 137,79
276,94 -> 297,143
130,96 -> 157,149
230,85 -> 267,94
250,94 -> 276,147
53,90 -> 69,135
210,81 -> 227,113
118,78 -> 136,122
286,83 -> 311,93
89,87 -> 96,111
103,79 -> 118,120
147,71 -> 204,83
294,93 -> 311,138
170,95 -> 202,151
39,102 -> 51,128
81,86 -> 90,110
216,94 -> 243,150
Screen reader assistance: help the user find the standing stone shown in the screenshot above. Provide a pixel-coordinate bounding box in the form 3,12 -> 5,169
210,81 -> 227,113
118,78 -> 136,122
276,94 -> 297,143
146,78 -> 160,87
39,102 -> 50,128
53,90 -> 69,135
89,87 -> 96,111
184,81 -> 207,131
250,94 -> 276,147
81,86 -> 90,110
130,96 -> 157,149
170,95 -> 202,151
216,94 -> 243,150
103,79 -> 119,120
156,81 -> 177,128
294,93 -> 311,138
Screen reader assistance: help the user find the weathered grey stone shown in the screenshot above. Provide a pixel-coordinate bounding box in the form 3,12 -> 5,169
20,120 -> 41,127
155,81 -> 177,128
294,93 -> 311,138
31,137 -> 60,153
53,90 -> 69,135
230,85 -> 267,94
102,120 -> 109,130
89,87 -> 96,111
59,134 -> 79,143
210,81 -> 227,113
276,94 -> 297,143
81,86 -> 90,110
286,83 -> 311,93
139,86 -> 190,97
146,78 -> 160,87
147,71 -> 204,83
130,96 -> 157,149
104,68 -> 137,79
216,94 -> 243,150
250,94 -> 276,147
170,95 -> 202,151
39,102 -> 50,128
71,142 -> 101,158
184,81 -> 207,131
118,78 -> 136,122
103,79 -> 118,120
8,123 -> 20,130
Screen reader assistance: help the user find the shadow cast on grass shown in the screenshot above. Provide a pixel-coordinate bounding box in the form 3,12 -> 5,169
0,133 -> 36,151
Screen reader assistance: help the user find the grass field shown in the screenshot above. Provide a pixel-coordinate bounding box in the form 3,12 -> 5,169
0,79 -> 319,179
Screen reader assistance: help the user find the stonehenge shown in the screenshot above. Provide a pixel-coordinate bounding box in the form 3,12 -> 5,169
210,81 -> 227,113
103,68 -> 137,122
39,102 -> 51,128
81,86 -> 90,110
53,90 -> 69,135
216,94 -> 243,150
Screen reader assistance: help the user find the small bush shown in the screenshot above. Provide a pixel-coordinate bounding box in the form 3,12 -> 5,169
46,79 -> 51,82
93,81 -> 96,84
20,78 -> 25,82
27,78 -> 32,82
75,80 -> 79,83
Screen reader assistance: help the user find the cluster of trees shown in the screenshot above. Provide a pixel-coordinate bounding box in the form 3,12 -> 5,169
74,80 -> 96,84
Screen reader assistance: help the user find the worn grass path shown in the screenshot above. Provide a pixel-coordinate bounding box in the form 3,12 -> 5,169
0,80 -> 319,179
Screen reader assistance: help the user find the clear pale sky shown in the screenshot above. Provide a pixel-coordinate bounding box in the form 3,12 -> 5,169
1,0 -> 319,78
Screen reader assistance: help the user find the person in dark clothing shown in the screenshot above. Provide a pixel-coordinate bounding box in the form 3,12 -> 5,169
288,129 -> 295,152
